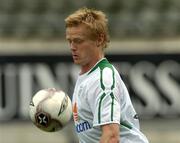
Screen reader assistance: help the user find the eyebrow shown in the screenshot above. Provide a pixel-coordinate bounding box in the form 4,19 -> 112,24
66,35 -> 85,40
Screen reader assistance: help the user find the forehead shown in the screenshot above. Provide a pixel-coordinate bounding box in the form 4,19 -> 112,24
66,24 -> 91,39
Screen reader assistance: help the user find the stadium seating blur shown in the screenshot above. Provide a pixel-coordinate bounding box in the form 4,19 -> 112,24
0,0 -> 180,39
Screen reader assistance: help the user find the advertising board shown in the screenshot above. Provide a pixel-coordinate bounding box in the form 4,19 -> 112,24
0,54 -> 179,120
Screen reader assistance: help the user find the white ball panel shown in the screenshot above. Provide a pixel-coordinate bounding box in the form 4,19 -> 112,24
32,90 -> 49,106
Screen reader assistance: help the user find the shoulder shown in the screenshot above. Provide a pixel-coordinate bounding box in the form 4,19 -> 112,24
89,58 -> 120,90
88,58 -> 116,75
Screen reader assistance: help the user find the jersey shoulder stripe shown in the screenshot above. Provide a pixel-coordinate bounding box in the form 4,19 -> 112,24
88,58 -> 115,90
88,58 -> 116,124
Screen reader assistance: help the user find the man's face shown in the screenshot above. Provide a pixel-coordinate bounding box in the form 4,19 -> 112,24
66,24 -> 98,66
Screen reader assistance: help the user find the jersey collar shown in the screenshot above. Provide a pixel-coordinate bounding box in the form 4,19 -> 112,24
88,58 -> 108,75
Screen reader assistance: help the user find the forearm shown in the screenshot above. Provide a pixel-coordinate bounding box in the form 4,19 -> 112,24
100,123 -> 120,143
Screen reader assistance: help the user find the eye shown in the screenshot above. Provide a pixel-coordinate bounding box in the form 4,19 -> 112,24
66,38 -> 84,45
73,38 -> 84,44
67,39 -> 72,44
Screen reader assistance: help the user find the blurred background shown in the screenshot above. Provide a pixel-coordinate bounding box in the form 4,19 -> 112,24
0,0 -> 180,143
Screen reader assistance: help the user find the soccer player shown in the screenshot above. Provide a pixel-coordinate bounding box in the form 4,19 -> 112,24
65,7 -> 149,143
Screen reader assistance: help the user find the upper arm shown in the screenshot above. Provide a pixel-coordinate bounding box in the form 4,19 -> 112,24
90,67 -> 120,126
100,123 -> 120,143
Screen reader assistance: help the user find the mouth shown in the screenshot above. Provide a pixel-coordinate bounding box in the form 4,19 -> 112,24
72,54 -> 79,60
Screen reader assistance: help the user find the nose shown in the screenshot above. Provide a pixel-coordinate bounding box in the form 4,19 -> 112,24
70,41 -> 77,51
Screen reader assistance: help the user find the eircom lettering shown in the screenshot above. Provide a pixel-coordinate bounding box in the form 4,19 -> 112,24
76,121 -> 91,133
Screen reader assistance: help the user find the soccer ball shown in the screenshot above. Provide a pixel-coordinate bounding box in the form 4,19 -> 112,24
29,88 -> 72,132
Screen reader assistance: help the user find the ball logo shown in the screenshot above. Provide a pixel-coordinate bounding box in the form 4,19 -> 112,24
58,94 -> 68,116
35,112 -> 50,127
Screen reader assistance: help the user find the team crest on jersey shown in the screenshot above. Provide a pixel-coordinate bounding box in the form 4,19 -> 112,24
73,102 -> 79,122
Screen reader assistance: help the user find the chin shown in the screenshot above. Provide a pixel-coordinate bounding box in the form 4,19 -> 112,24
73,60 -> 81,65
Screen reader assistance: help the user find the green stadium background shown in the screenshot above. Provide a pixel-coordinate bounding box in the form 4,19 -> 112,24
0,0 -> 180,143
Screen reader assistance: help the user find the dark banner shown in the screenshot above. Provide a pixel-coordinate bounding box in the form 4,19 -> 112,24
0,54 -> 179,121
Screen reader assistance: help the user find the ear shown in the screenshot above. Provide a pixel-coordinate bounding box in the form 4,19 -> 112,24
96,34 -> 104,47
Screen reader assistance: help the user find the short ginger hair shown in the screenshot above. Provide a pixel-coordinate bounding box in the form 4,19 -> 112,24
65,7 -> 110,48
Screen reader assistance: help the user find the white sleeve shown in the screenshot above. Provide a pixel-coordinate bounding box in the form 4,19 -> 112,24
88,67 -> 121,127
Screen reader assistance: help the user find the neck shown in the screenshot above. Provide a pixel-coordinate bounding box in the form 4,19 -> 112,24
80,55 -> 104,75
